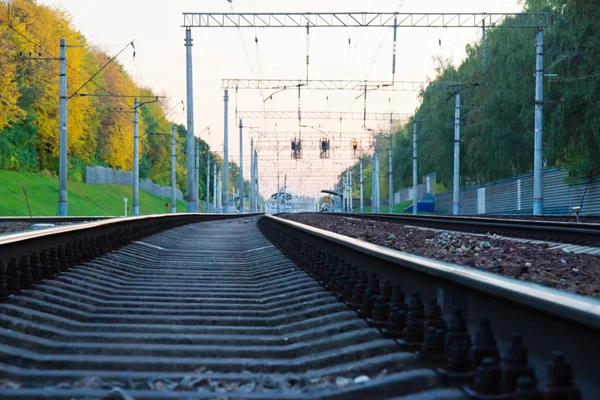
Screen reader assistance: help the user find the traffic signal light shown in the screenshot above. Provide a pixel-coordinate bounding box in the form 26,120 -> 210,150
352,141 -> 358,150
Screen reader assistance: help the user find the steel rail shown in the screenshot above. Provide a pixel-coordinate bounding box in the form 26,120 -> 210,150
0,213 -> 260,267
261,214 -> 600,396
0,216 -> 113,223
0,216 -> 462,399
322,212 -> 600,246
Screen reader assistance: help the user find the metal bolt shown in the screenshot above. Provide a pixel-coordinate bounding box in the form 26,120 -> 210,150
372,295 -> 390,324
384,305 -> 407,338
57,245 -> 69,272
359,289 -> 375,319
19,254 -> 33,289
64,243 -> 75,269
473,356 -> 502,394
40,249 -> 53,279
542,352 -> 581,399
390,285 -> 407,311
6,257 -> 21,293
72,241 -> 83,265
380,279 -> 392,302
502,335 -> 536,393
358,270 -> 369,291
470,318 -> 500,369
515,376 -> 543,400
350,283 -> 363,310
424,299 -> 446,331
444,308 -> 472,372
405,294 -> 425,344
0,262 -> 9,298
49,247 -> 61,275
29,251 -> 43,283
367,272 -> 380,296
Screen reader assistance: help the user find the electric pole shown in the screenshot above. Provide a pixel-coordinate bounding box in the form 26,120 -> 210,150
239,119 -> 244,212
360,159 -> 363,213
213,161 -> 217,212
453,92 -> 461,216
195,141 -> 200,212
133,98 -> 140,216
223,89 -> 229,213
58,39 -> 68,216
413,120 -> 418,215
250,138 -> 255,212
533,28 -> 544,215
185,28 -> 197,212
171,125 -> 176,214
206,155 -> 210,212
388,133 -> 393,214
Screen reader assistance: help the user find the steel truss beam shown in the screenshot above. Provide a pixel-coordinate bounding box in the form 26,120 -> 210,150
183,12 -> 549,29
249,131 -> 368,136
237,110 -> 411,121
223,79 -> 462,91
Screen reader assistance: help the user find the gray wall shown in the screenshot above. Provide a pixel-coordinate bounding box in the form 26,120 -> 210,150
86,166 -> 183,201
435,167 -> 600,216
394,173 -> 437,205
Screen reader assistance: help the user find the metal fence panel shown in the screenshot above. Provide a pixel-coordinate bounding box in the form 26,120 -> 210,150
435,168 -> 600,216
86,166 -> 183,201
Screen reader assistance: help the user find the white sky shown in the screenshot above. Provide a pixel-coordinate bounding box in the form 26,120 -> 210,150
40,0 -> 522,198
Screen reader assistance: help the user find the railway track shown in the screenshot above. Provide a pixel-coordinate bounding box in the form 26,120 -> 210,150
322,212 -> 600,247
0,214 -> 597,398
0,216 -> 113,224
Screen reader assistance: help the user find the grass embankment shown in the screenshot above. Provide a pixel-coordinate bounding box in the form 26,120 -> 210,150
353,200 -> 413,214
0,170 -> 194,216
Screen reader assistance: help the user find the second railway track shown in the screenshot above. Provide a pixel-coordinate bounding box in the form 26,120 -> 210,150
0,214 -> 598,398
319,212 -> 600,247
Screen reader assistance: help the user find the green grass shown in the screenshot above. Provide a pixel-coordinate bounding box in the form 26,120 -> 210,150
353,200 -> 413,214
0,170 -> 198,216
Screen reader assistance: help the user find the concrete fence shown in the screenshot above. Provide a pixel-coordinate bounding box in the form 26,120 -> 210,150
435,167 -> 600,216
86,166 -> 183,201
394,173 -> 437,205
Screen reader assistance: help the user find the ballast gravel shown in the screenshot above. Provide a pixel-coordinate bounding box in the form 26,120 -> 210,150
281,213 -> 600,299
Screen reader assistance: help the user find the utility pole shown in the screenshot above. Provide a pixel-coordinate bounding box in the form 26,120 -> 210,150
195,141 -> 200,212
284,175 -> 287,212
453,92 -> 461,216
238,119 -> 244,213
360,159 -> 364,213
413,120 -> 418,215
213,161 -> 217,211
133,98 -> 140,216
347,170 -> 351,212
371,159 -> 375,212
277,172 -> 281,213
349,167 -> 353,213
533,28 -> 544,216
185,28 -> 197,212
375,150 -> 380,214
217,168 -> 222,213
206,154 -> 210,212
171,125 -> 177,214
58,39 -> 68,216
255,150 -> 259,212
482,18 -> 487,76
388,133 -> 393,214
223,89 -> 229,213
344,170 -> 349,212
250,138 -> 255,212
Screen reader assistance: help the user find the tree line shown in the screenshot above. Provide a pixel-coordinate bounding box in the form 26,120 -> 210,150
0,0 -> 237,200
345,0 -> 600,200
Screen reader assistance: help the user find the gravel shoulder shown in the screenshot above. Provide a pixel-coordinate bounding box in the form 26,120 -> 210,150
0,221 -> 83,235
281,213 -> 600,299
0,222 -> 35,235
